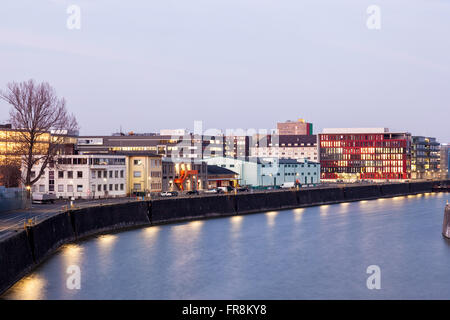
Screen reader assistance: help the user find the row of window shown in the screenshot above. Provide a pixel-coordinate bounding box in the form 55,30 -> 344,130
132,183 -> 162,191
56,157 -> 126,166
262,172 -> 317,176
34,183 -> 125,193
90,170 -> 125,179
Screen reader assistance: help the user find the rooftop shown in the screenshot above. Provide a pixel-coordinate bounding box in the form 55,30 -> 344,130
207,165 -> 238,176
322,128 -> 389,134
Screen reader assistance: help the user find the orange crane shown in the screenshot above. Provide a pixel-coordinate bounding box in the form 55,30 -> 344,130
174,169 -> 198,191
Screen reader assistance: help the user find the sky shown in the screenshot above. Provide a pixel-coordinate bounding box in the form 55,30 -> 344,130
0,0 -> 449,141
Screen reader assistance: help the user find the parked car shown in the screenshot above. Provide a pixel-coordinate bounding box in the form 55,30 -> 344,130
160,191 -> 178,197
237,187 -> 249,192
217,186 -> 234,193
204,188 -> 220,194
186,190 -> 199,195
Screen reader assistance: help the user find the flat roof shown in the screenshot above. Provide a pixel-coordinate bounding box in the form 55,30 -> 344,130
322,128 -> 389,134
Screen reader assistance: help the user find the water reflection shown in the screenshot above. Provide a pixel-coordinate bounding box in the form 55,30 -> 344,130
142,226 -> 160,239
319,204 -> 329,216
6,274 -> 46,300
3,193 -> 450,299
293,208 -> 304,222
265,211 -> 279,227
62,243 -> 83,267
230,215 -> 243,233
97,234 -> 117,250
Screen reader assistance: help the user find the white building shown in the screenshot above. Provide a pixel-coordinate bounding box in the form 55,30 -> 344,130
205,157 -> 320,188
250,134 -> 319,162
27,155 -> 127,199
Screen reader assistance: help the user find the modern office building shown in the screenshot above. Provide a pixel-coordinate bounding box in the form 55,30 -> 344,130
319,128 -> 411,182
441,144 -> 450,179
76,132 -> 256,161
27,154 -> 127,199
277,119 -> 313,136
224,135 -> 250,160
1,124 -> 77,187
205,156 -> 320,187
76,133 -> 225,160
0,124 -> 77,164
162,159 -> 208,192
411,136 -> 440,180
250,134 -> 318,161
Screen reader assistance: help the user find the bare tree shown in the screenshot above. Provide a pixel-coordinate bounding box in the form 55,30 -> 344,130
0,79 -> 78,194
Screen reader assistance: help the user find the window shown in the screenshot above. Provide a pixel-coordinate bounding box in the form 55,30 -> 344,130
103,171 -> 107,178
77,185 -> 83,192
68,171 -> 73,179
31,171 -> 36,178
109,184 -> 113,191
134,159 -> 142,165
115,184 -> 118,191
67,185 -> 74,192
133,183 -> 141,190
58,171 -> 64,179
120,184 -> 124,190
109,171 -> 113,178
58,185 -> 64,192
98,171 -> 102,178
115,170 -> 118,178
39,185 -> 45,192
97,184 -> 102,192
77,171 -> 83,178
134,171 -> 141,178
91,171 -> 96,179
120,170 -> 124,178
103,184 -> 107,191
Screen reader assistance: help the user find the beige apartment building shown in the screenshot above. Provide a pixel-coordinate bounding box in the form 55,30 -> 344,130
112,152 -> 163,195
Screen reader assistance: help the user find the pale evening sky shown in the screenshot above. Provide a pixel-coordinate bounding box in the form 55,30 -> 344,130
0,0 -> 449,142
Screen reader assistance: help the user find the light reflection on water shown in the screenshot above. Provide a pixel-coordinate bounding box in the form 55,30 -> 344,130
3,193 -> 450,300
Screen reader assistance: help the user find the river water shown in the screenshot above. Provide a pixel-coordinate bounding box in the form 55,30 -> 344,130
3,192 -> 450,299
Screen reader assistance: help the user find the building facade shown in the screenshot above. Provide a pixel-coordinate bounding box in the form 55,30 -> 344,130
319,128 -> 411,182
411,136 -> 440,180
441,144 -> 450,179
205,157 -> 320,187
27,155 -> 127,199
162,159 -> 208,192
110,152 -> 163,195
277,119 -> 313,136
250,134 -> 318,161
207,165 -> 239,188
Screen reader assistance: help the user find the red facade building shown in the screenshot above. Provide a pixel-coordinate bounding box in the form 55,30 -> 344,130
319,129 -> 411,181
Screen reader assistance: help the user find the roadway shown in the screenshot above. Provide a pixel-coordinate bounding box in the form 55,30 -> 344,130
0,197 -> 140,236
